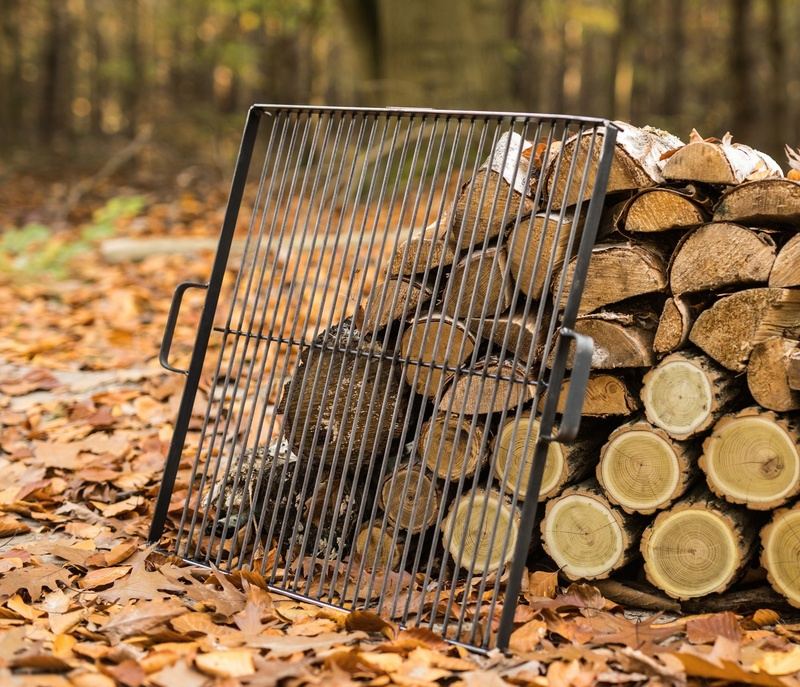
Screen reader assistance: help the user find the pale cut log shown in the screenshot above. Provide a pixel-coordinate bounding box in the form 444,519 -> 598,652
546,122 -> 683,209
789,349 -> 800,391
689,288 -> 800,372
713,178 -> 800,227
507,211 -> 578,299
662,131 -> 783,185
557,243 -> 667,314
769,234 -> 800,288
355,277 -> 432,332
621,187 -> 708,233
597,421 -> 697,515
467,311 -> 545,369
669,223 -> 776,296
541,480 -> 644,580
379,463 -> 441,535
439,357 -> 534,416
355,523 -> 401,571
399,315 -> 476,396
279,321 -> 406,464
492,412 -> 596,501
564,310 -> 656,369
388,217 -> 455,278
442,245 -> 513,321
761,503 -> 800,608
451,132 -> 534,249
700,407 -> 800,511
419,414 -> 484,480
747,338 -> 800,412
653,297 -> 702,355
550,373 -> 640,417
641,351 -> 738,440
441,488 -> 520,574
641,488 -> 756,599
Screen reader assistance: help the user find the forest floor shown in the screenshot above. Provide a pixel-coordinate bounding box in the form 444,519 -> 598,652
2,176 -> 800,687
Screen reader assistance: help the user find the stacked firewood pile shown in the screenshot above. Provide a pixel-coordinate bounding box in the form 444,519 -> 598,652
267,123 -> 800,609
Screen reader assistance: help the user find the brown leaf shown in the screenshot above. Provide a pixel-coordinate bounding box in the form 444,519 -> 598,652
753,609 -> 781,628
673,650 -> 791,686
509,619 -> 547,653
0,514 -> 31,536
686,612 -> 741,644
79,565 -> 131,589
102,599 -> 186,642
104,660 -> 147,687
526,570 -> 558,601
245,631 -> 367,657
195,650 -> 255,678
85,540 -> 138,567
345,609 -> 395,639
0,563 -> 72,600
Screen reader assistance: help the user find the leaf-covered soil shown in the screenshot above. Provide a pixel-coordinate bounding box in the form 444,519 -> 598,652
3,185 -> 800,686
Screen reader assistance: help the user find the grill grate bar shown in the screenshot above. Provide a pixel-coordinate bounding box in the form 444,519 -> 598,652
151,105 -> 618,651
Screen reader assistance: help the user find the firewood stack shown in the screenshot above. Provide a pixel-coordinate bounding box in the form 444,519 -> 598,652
272,123 -> 800,609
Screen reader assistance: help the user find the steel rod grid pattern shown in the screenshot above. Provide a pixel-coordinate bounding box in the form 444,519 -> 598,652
151,105 -> 617,651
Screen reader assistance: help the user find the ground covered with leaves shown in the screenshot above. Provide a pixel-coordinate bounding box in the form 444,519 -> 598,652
3,183 -> 800,686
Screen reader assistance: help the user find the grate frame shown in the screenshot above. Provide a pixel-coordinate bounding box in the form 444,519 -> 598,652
150,105 -> 618,651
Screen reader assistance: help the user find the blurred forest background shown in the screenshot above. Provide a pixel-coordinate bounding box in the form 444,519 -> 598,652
1,0 -> 798,184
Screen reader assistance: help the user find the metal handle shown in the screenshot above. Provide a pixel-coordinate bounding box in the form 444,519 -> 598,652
552,328 -> 594,442
159,281 -> 208,375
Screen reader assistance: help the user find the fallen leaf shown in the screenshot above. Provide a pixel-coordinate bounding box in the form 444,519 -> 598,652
79,565 -> 132,589
0,514 -> 31,536
527,570 -> 558,600
754,609 -> 781,628
195,649 -> 255,678
104,659 -> 147,687
687,612 -> 741,644
752,646 -> 800,676
345,609 -> 395,639
509,618 -> 547,653
246,631 -> 367,657
102,599 -> 186,641
0,563 -> 72,600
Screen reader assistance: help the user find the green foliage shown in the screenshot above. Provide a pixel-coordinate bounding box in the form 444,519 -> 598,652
0,195 -> 146,279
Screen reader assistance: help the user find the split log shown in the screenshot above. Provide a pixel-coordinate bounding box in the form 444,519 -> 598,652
355,523 -> 401,571
653,297 -> 702,355
419,414 -> 484,480
451,132 -> 534,249
399,315 -> 476,396
789,349 -> 800,391
388,217 -> 455,278
557,243 -> 668,315
467,311 -> 545,369
769,234 -> 800,288
355,277 -> 432,332
541,480 -> 644,580
641,351 -> 738,440
689,288 -> 800,372
700,408 -> 800,511
279,321 -> 406,463
546,122 -> 683,209
507,211 -> 578,299
761,503 -> 800,608
621,187 -> 708,233
441,488 -> 520,574
669,223 -> 776,296
564,310 -> 656,369
661,131 -> 783,185
641,488 -> 756,599
442,245 -> 513,321
713,178 -> 800,227
492,412 -> 596,502
747,337 -> 800,412
379,463 -> 441,535
597,421 -> 697,515
439,357 -> 535,415
550,373 -> 640,417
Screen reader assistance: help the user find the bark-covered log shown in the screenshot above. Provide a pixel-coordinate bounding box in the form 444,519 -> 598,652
747,337 -> 800,411
641,351 -> 738,440
442,245 -> 513,322
653,296 -> 702,355
669,223 -> 776,296
355,276 -> 432,333
713,178 -> 800,227
621,187 -> 709,233
542,480 -> 644,580
441,488 -> 521,574
641,487 -> 756,600
662,131 -> 783,185
597,421 -> 697,515
689,287 -> 800,372
700,407 -> 800,511
388,217 -> 455,278
467,311 -> 545,369
769,233 -> 800,288
558,243 -> 668,315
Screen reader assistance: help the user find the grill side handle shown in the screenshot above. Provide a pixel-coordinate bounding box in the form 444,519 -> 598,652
159,281 -> 209,375
548,327 -> 593,443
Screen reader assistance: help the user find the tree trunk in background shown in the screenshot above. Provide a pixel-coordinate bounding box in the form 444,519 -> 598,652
338,0 -> 382,102
611,0 -> 635,121
507,0 -> 541,110
766,0 -> 786,159
87,0 -> 106,135
39,0 -> 70,143
122,0 -> 143,136
730,0 -> 754,142
662,0 -> 684,119
376,0 -> 511,109
1,0 -> 22,142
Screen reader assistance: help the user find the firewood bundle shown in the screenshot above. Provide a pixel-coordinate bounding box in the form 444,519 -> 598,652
266,123 -> 800,609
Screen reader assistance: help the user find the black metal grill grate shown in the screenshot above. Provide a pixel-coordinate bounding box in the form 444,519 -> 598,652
150,105 -> 617,651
